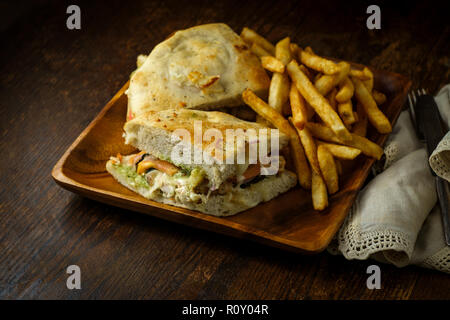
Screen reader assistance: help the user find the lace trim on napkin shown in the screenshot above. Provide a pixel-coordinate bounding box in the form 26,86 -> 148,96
429,133 -> 450,181
383,141 -> 400,170
419,247 -> 450,274
337,207 -> 413,261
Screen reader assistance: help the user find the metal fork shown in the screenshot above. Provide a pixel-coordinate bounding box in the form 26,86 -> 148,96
407,88 -> 450,246
407,88 -> 426,141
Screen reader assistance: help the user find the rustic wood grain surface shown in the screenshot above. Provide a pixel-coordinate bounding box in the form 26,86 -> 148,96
1,0 -> 449,299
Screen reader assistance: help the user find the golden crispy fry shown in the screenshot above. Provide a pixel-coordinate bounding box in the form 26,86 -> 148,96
293,124 -> 320,174
316,141 -> 361,160
314,62 -> 351,96
275,37 -> 292,65
327,88 -> 337,111
256,114 -> 273,127
306,122 -> 383,159
314,72 -> 322,83
317,145 -> 339,194
335,159 -> 343,175
299,64 -> 314,81
349,67 -> 372,80
338,100 -> 356,126
261,56 -> 285,73
306,122 -> 340,143
289,83 -> 308,130
250,42 -> 272,58
352,77 -> 392,134
287,60 -> 352,142
372,90 -> 387,105
268,72 -> 290,114
335,77 -> 354,103
290,43 -> 300,58
240,27 -> 275,54
362,68 -> 374,92
304,46 -> 315,54
352,102 -> 368,137
353,111 -> 359,122
289,133 -> 312,190
242,88 -> 295,137
312,170 -> 328,210
299,49 -> 340,75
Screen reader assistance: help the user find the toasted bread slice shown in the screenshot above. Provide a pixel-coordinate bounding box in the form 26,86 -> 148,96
126,23 -> 270,118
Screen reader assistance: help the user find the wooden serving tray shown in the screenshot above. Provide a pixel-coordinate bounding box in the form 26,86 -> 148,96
52,66 -> 410,253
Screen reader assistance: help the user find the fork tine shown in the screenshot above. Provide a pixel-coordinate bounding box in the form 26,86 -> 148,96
409,89 -> 427,141
407,90 -> 425,141
407,92 -> 417,126
408,93 -> 413,109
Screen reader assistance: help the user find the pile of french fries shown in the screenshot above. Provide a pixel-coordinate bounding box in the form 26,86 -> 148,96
240,27 -> 391,211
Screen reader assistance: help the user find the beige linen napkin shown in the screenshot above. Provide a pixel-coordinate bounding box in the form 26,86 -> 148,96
328,85 -> 450,273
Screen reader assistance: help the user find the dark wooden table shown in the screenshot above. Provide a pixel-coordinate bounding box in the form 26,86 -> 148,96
1,0 -> 449,300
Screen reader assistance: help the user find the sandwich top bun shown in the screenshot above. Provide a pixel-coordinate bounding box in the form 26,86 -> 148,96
126,23 -> 270,119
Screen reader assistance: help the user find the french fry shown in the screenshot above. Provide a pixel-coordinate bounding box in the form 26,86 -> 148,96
314,72 -> 322,83
268,72 -> 290,114
304,46 -> 315,54
306,122 -> 340,143
250,42 -> 272,58
335,159 -> 343,175
306,122 -> 383,159
349,67 -> 372,80
289,83 -> 308,130
299,49 -> 340,75
372,90 -> 387,105
289,133 -> 312,190
362,68 -> 374,92
314,62 -> 350,96
293,123 -> 320,174
335,77 -> 354,103
275,37 -> 292,65
290,43 -> 300,58
352,102 -> 368,137
256,114 -> 273,127
299,64 -> 314,81
241,27 -> 275,55
261,56 -> 285,73
287,60 -> 353,142
327,88 -> 337,111
316,141 -> 361,160
338,100 -> 356,126
352,77 -> 392,134
312,170 -> 328,210
317,145 -> 339,194
267,37 -> 292,114
242,88 -> 295,137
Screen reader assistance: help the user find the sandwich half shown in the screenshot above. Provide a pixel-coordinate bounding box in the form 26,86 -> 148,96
126,23 -> 270,119
106,109 -> 297,216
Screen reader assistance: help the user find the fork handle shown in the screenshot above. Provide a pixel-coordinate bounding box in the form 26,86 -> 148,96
436,176 -> 450,246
